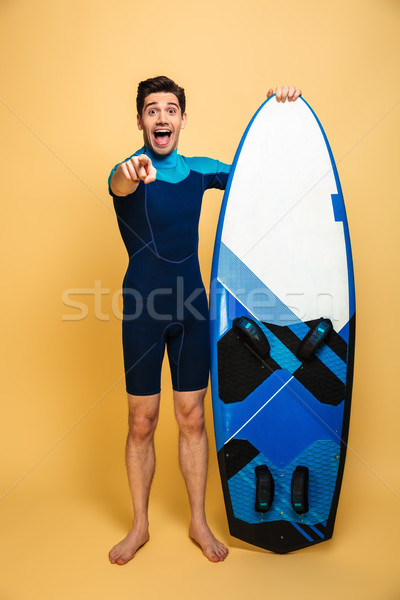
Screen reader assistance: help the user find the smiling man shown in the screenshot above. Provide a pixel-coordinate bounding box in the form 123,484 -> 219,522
107,76 -> 301,565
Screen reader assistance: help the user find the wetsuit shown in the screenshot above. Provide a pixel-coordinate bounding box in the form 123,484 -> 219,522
108,145 -> 231,395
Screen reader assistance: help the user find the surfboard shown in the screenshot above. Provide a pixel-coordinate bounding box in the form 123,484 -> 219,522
209,96 -> 355,553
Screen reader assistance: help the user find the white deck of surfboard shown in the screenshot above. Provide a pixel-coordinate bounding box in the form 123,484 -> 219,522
220,98 -> 349,332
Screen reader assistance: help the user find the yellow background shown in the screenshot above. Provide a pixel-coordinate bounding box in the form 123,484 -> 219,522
1,0 -> 399,598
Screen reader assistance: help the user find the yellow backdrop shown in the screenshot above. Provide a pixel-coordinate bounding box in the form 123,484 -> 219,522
1,0 -> 399,598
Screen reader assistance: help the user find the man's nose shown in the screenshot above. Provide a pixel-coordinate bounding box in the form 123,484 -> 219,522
157,109 -> 169,123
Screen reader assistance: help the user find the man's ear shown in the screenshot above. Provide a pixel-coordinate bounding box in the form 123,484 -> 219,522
137,114 -> 143,130
181,112 -> 187,130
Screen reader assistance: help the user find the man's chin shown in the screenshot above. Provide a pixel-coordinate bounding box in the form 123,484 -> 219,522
150,142 -> 176,156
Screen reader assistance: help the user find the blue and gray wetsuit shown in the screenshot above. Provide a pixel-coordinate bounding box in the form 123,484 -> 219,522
108,145 -> 231,395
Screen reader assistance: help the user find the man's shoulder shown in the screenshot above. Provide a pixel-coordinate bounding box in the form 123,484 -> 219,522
181,155 -> 231,175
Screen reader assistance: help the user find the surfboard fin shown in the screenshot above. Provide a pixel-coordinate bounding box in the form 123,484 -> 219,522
255,465 -> 274,513
297,318 -> 333,360
233,317 -> 270,359
291,466 -> 309,514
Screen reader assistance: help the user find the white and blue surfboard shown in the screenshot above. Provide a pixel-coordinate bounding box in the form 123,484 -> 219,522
210,96 -> 355,553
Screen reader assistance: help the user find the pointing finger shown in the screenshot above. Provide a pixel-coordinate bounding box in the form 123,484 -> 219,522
137,154 -> 152,168
144,165 -> 157,184
137,154 -> 156,184
132,156 -> 148,180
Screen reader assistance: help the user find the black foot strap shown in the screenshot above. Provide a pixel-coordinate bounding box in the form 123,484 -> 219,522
255,465 -> 274,513
291,466 -> 309,514
233,316 -> 270,359
297,318 -> 333,360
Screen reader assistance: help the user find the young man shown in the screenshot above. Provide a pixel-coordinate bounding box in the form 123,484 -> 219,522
108,76 -> 301,565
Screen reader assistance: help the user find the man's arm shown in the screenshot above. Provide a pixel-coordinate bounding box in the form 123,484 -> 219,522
109,154 -> 157,197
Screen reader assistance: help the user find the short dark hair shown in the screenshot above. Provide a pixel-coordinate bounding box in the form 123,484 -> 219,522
136,75 -> 186,116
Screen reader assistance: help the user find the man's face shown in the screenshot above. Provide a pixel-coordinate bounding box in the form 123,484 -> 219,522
137,92 -> 187,156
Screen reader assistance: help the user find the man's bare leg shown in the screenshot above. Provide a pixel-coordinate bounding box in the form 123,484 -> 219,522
173,388 -> 229,562
109,392 -> 160,565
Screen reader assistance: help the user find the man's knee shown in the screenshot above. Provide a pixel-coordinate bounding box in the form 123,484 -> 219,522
127,394 -> 159,441
129,412 -> 158,441
174,391 -> 206,437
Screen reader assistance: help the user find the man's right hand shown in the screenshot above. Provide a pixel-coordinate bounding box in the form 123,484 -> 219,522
110,154 -> 157,196
121,154 -> 157,184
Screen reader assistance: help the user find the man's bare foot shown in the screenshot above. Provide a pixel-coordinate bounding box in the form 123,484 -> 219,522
189,520 -> 229,562
108,523 -> 149,565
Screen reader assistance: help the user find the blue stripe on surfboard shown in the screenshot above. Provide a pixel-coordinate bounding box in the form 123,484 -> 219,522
309,525 -> 325,539
290,523 -> 314,542
218,242 -> 302,326
331,193 -> 346,223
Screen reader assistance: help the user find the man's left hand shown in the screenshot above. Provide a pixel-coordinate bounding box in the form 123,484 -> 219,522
266,85 -> 302,102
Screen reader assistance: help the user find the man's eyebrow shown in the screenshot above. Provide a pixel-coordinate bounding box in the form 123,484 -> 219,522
144,101 -> 180,110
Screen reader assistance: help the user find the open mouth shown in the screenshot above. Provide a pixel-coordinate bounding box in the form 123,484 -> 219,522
153,129 -> 172,147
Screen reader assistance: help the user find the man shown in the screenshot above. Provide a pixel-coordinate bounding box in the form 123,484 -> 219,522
108,76 -> 302,564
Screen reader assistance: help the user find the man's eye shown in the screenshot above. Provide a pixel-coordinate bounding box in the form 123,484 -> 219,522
169,109 -> 176,114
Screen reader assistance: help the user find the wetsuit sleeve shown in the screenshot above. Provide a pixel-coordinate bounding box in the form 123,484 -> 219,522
108,162 -> 121,196
203,160 -> 231,190
185,157 -> 231,191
